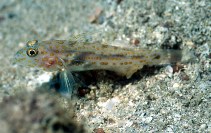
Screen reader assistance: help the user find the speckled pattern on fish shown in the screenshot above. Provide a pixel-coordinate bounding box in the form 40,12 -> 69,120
14,33 -> 181,78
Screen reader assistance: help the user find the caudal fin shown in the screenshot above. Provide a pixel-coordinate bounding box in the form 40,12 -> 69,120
168,48 -> 196,64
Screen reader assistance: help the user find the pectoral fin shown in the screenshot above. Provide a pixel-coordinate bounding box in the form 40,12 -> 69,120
59,69 -> 76,98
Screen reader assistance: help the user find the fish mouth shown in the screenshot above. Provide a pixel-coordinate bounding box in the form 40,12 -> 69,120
14,48 -> 26,63
13,52 -> 25,64
13,57 -> 21,65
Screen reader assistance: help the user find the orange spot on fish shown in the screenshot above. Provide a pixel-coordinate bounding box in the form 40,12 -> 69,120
140,60 -> 146,63
55,50 -> 59,53
50,53 -> 55,56
102,45 -> 108,48
58,61 -> 63,66
45,57 -> 56,67
124,62 -> 128,65
57,40 -> 64,44
40,50 -> 47,55
100,62 -> 108,65
42,57 -> 48,62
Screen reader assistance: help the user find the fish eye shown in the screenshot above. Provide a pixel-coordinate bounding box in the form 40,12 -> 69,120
27,48 -> 38,57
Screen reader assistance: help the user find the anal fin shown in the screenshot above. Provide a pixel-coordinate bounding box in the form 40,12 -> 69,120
112,65 -> 143,79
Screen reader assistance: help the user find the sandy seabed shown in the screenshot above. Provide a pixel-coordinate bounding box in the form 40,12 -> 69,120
0,0 -> 210,132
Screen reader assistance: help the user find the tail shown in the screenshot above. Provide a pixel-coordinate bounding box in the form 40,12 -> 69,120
180,48 -> 196,63
165,48 -> 196,64
167,49 -> 182,64
148,48 -> 196,66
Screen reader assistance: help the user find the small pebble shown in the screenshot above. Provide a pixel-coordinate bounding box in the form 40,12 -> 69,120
77,87 -> 91,97
173,83 -> 180,88
173,63 -> 184,73
165,65 -> 173,77
94,128 -> 105,133
200,124 -> 207,130
89,8 -> 103,24
145,116 -> 153,123
130,38 -> 140,46
180,72 -> 189,81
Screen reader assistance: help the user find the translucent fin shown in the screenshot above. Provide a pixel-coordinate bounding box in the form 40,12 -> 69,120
167,49 -> 182,64
112,65 -> 144,79
57,57 -> 85,98
146,49 -> 182,66
180,48 -> 196,63
166,48 -> 195,64
59,69 -> 76,98
69,30 -> 117,44
148,48 -> 196,66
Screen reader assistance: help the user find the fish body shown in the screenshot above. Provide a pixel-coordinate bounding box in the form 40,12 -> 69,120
14,33 -> 183,97
15,38 -> 181,78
